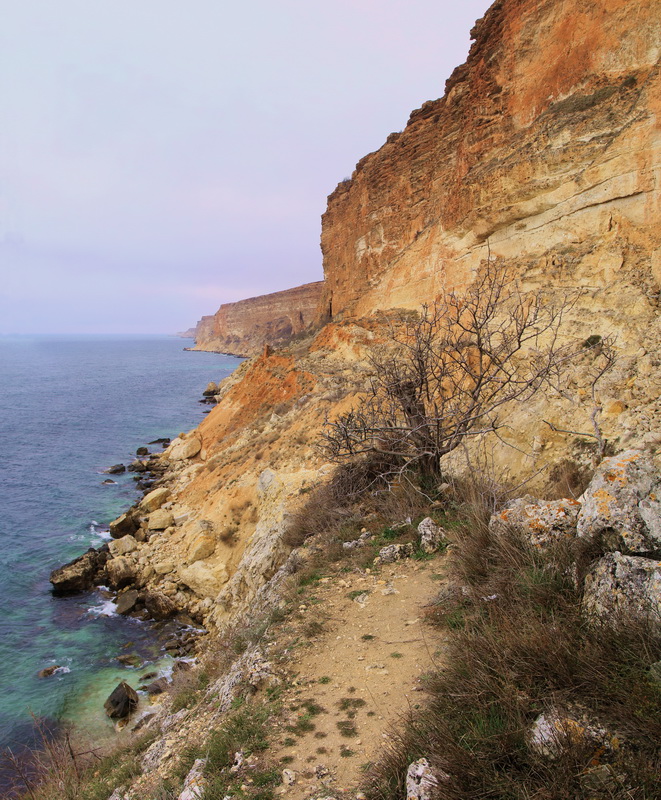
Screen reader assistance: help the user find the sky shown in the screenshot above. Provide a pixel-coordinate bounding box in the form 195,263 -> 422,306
0,0 -> 493,334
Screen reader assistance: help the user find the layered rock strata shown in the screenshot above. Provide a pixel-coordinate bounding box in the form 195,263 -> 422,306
320,0 -> 661,326
193,281 -> 323,356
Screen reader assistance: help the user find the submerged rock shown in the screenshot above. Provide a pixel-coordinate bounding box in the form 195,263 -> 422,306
38,665 -> 62,679
104,681 -> 138,718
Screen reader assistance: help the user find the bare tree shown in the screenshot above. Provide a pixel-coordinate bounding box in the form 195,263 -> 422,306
544,333 -> 617,461
321,264 -> 579,482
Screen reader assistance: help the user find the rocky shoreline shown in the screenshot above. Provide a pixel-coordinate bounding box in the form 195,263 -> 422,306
47,383 -> 225,722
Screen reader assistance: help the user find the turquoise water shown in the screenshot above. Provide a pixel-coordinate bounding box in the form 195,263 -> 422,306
0,335 -> 239,758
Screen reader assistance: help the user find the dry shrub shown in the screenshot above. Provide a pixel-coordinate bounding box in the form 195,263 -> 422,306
364,513 -> 661,800
544,458 -> 593,500
282,457 -> 392,548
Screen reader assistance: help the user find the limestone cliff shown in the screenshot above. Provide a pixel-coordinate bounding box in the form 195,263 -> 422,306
321,0 -> 661,323
192,281 -> 323,356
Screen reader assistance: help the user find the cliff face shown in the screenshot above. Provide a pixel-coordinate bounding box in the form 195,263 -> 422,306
320,0 -> 661,322
193,281 -> 323,356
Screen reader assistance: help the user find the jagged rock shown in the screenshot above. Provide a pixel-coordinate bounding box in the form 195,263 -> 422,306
139,487 -> 170,512
109,535 -> 138,556
405,758 -> 441,799
115,589 -> 140,615
109,511 -> 139,540
490,496 -> 582,548
143,591 -> 177,620
417,517 -> 445,554
528,708 -> 618,759
136,446 -> 149,456
178,758 -> 207,800
105,464 -> 126,474
127,459 -> 148,473
104,681 -> 138,719
577,450 -> 661,555
106,557 -> 138,590
50,548 -> 107,594
147,509 -> 174,530
168,435 -> 202,461
582,551 -> 661,625
375,542 -> 414,564
203,381 -> 218,396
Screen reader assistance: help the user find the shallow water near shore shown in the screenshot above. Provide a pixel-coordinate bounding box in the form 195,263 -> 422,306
0,334 -> 238,771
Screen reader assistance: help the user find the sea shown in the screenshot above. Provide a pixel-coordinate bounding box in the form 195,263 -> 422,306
0,334 -> 239,776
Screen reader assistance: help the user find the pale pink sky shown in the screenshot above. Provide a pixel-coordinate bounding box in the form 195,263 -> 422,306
0,0 -> 493,334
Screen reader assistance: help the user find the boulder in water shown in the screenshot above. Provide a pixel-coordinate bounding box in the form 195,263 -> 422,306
50,548 -> 107,594
109,510 -> 139,539
115,589 -> 140,615
136,446 -> 149,456
38,665 -> 62,679
104,681 -> 139,718
105,464 -> 126,475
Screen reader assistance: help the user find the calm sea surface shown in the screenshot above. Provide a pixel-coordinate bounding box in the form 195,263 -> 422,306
0,335 -> 239,758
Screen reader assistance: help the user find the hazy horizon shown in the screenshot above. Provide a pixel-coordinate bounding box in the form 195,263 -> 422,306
1,0 -> 492,335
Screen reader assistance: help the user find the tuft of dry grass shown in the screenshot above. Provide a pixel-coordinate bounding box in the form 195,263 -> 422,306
362,484 -> 661,800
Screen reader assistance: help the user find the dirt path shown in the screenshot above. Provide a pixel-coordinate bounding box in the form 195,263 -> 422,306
270,556 -> 447,798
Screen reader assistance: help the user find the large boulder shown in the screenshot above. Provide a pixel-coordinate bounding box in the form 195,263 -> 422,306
139,487 -> 170,513
115,589 -> 140,615
104,681 -> 139,719
178,558 -> 229,598
168,435 -> 202,462
583,551 -> 661,624
50,548 -> 107,594
489,496 -> 581,548
106,556 -> 138,589
108,535 -> 138,557
187,533 -> 216,564
109,510 -> 139,539
147,509 -> 174,531
143,591 -> 177,620
577,450 -> 661,555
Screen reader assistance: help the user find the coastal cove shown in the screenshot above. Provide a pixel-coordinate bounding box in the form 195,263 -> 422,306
0,335 -> 240,766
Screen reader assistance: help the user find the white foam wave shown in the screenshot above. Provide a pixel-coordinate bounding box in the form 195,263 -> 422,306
87,598 -> 118,618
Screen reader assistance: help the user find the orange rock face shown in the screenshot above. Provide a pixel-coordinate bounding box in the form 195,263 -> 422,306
193,281 -> 323,356
320,0 -> 661,319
